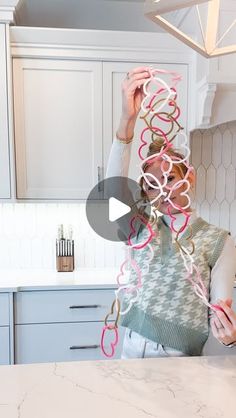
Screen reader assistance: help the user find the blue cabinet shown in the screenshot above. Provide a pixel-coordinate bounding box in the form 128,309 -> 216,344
0,327 -> 10,365
0,293 -> 10,326
0,293 -> 10,365
14,288 -> 125,364
2,286 -> 236,364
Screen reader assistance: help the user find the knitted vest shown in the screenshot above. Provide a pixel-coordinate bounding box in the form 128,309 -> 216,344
120,217 -> 229,355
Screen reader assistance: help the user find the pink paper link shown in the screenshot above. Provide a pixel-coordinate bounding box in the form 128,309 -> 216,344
186,265 -> 227,314
101,325 -> 119,358
163,159 -> 193,182
186,265 -> 208,298
210,303 -> 231,321
138,126 -> 172,161
211,304 -> 225,313
147,87 -> 178,114
144,144 -> 173,167
128,214 -> 155,249
167,203 -> 191,234
157,101 -> 181,124
116,258 -> 142,290
151,69 -> 182,88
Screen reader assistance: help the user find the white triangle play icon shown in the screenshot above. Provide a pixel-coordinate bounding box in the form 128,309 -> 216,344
109,197 -> 131,222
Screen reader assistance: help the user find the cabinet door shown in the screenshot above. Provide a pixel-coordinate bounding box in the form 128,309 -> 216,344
103,61 -> 188,181
0,293 -> 10,326
0,24 -> 11,198
13,59 -> 103,199
15,322 -> 125,364
0,327 -> 10,365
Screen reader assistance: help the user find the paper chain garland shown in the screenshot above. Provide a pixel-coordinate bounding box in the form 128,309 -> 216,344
101,69 -> 224,358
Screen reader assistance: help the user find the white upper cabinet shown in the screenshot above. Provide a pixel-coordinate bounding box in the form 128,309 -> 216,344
0,24 -> 11,199
10,27 -> 192,200
13,59 -> 103,199
103,62 -> 189,181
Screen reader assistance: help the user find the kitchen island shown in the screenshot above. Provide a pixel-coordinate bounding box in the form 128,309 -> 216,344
0,356 -> 235,418
0,269 -> 235,365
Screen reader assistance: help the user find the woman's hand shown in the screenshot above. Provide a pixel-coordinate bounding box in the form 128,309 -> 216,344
210,298 -> 236,346
117,66 -> 152,141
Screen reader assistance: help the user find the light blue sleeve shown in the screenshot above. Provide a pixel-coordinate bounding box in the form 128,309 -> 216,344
106,138 -> 133,178
209,235 -> 236,303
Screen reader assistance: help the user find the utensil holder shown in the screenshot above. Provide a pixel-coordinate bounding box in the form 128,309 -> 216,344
56,255 -> 74,272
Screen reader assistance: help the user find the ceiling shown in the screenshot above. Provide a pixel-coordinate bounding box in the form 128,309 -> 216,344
15,0 -> 162,32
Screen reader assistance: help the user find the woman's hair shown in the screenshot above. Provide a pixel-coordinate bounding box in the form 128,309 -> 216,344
143,138 -> 188,178
139,138 -> 189,205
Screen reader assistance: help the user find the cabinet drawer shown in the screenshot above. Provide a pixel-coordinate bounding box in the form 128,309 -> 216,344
15,289 -> 117,324
15,322 -> 125,364
0,293 -> 9,326
0,327 -> 10,365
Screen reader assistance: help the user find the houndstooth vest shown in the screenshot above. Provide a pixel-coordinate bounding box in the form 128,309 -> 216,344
120,216 -> 229,355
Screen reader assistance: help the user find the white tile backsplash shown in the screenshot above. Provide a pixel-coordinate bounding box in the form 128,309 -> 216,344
0,203 -> 124,270
190,121 -> 236,242
0,121 -> 235,270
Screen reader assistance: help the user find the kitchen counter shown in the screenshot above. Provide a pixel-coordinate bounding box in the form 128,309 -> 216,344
0,269 -> 235,293
0,356 -> 235,418
0,268 -> 119,292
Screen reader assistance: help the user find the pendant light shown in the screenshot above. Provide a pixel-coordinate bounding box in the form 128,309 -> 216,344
145,0 -> 236,58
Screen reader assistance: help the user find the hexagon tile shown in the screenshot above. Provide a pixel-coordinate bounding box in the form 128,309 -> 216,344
190,121 -> 236,242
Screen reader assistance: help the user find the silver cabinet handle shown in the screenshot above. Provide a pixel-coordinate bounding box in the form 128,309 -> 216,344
69,304 -> 101,309
69,345 -> 100,350
97,166 -> 103,192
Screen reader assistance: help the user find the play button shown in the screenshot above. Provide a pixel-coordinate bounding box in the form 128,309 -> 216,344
86,176 -> 151,242
109,197 -> 131,222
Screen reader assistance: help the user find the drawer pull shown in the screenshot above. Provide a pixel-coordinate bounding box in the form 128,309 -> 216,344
69,304 -> 101,309
69,345 -> 100,350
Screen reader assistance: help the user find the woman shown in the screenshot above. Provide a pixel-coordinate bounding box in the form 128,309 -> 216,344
106,66 -> 236,358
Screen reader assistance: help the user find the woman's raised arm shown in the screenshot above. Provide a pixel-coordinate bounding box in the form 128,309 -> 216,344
106,67 -> 152,179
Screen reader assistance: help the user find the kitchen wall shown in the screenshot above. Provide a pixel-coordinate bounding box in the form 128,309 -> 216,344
0,120 -> 235,270
190,121 -> 236,242
15,0 -> 160,32
0,203 -> 124,270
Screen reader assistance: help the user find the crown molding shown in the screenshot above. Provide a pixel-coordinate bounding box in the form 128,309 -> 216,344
196,79 -> 217,128
10,26 -> 193,62
0,0 -> 20,23
194,77 -> 236,130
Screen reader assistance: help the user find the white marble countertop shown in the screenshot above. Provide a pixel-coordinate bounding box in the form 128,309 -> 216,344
0,268 -> 119,292
0,268 -> 235,293
0,356 -> 235,418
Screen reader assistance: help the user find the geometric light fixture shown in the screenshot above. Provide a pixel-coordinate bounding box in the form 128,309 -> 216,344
144,0 -> 236,58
